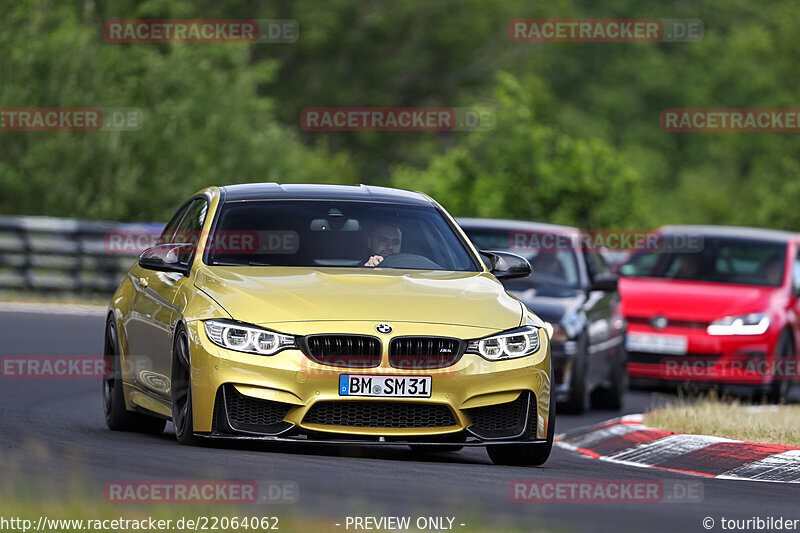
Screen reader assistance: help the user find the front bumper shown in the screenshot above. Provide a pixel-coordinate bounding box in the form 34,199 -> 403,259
626,325 -> 781,385
184,320 -> 552,443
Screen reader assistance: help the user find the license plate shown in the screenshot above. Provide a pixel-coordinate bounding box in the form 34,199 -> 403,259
339,375 -> 432,398
626,333 -> 688,355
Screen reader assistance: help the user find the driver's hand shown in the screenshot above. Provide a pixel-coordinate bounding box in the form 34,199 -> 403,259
364,255 -> 384,267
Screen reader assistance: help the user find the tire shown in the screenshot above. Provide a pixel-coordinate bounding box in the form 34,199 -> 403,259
561,335 -> 589,414
590,347 -> 627,410
487,400 -> 555,467
103,316 -> 166,434
171,325 -> 198,445
767,330 -> 794,404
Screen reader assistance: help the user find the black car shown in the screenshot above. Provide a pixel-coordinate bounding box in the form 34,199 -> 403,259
458,218 -> 628,413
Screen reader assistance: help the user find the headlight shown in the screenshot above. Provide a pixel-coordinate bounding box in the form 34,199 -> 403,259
466,326 -> 542,361
706,313 -> 770,336
204,319 -> 296,355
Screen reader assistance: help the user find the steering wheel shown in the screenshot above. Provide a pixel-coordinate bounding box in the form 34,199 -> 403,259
377,253 -> 443,270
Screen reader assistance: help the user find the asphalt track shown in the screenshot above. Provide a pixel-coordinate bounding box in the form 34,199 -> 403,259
1,309 -> 799,532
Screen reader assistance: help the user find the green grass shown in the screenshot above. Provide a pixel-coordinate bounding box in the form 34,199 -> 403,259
644,393 -> 800,447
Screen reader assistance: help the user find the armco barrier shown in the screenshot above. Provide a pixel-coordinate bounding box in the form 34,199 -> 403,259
0,216 -> 164,295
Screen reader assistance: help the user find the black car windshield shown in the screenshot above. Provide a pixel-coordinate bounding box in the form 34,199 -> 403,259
204,200 -> 479,271
620,237 -> 786,287
463,228 -> 581,288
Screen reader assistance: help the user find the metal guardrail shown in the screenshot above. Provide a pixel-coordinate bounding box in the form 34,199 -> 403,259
0,216 -> 164,295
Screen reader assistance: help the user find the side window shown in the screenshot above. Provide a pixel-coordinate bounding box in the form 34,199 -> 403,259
171,199 -> 208,244
158,202 -> 191,245
171,198 -> 208,265
792,249 -> 800,295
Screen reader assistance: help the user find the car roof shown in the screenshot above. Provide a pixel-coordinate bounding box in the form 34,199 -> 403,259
456,217 -> 579,234
218,183 -> 435,206
659,225 -> 798,244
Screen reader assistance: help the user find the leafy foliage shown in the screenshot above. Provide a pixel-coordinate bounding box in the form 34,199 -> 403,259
1,0 -> 799,230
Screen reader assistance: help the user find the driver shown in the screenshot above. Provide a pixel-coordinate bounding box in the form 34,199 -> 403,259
764,256 -> 784,285
363,223 -> 402,267
675,253 -> 701,279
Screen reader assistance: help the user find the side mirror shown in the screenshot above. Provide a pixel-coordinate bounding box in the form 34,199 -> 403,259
480,250 -> 532,280
138,243 -> 193,275
591,272 -> 618,292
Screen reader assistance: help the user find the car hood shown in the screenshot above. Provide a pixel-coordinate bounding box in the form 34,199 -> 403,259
619,277 -> 782,322
505,284 -> 586,323
195,266 -> 524,329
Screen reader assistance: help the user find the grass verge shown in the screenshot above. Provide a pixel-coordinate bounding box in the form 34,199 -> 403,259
644,394 -> 800,447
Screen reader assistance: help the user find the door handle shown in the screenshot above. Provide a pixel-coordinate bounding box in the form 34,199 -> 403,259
137,277 -> 149,290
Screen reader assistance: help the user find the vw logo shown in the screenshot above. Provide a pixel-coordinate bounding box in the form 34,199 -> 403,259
651,315 -> 668,330
375,323 -> 393,335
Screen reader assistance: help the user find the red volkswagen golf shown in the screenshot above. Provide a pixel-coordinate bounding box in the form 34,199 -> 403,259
619,225 -> 800,402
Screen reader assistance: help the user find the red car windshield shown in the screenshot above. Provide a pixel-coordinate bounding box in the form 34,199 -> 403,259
620,237 -> 786,287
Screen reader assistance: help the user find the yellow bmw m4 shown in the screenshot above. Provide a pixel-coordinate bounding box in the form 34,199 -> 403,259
103,183 -> 553,466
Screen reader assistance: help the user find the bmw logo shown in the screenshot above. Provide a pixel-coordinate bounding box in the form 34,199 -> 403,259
651,315 -> 668,330
375,323 -> 393,335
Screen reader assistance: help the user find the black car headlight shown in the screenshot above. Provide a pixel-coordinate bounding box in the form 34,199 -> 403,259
204,319 -> 295,355
466,326 -> 542,361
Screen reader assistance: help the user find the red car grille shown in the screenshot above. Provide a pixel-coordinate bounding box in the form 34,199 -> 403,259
626,316 -> 708,329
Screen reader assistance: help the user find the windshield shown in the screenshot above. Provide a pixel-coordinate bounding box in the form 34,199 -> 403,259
620,237 -> 786,287
462,228 -> 581,287
204,200 -> 479,271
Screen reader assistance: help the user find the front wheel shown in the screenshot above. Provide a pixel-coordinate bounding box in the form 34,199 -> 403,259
171,325 -> 198,445
487,401 -> 555,467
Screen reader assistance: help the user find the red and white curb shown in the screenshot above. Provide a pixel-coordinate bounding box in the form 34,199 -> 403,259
555,414 -> 800,483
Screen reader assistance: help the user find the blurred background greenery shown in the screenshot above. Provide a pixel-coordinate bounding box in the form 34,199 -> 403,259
1,0 -> 798,230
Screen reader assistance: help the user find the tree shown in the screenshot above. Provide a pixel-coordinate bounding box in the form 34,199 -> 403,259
392,73 -> 646,229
